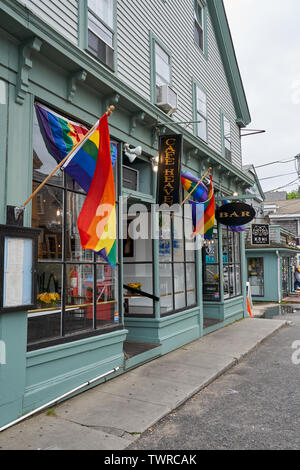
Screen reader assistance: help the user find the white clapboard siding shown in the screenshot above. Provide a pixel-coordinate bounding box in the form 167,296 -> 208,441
21,0 -> 79,44
117,0 -> 243,168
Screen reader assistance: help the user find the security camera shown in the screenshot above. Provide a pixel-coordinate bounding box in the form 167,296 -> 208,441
124,143 -> 142,163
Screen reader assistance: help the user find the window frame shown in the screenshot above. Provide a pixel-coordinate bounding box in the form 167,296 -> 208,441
193,79 -> 208,143
159,202 -> 198,318
79,0 -> 117,72
28,104 -> 122,351
150,32 -> 173,105
221,111 -> 232,162
222,228 -> 242,300
194,0 -> 208,57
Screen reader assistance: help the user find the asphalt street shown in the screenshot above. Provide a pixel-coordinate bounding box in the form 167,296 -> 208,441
128,306 -> 300,450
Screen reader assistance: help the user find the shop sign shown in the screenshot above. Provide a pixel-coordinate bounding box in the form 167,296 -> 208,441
251,224 -> 270,245
215,202 -> 255,227
157,134 -> 182,208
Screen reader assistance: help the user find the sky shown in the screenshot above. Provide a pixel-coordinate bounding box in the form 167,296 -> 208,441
223,0 -> 300,194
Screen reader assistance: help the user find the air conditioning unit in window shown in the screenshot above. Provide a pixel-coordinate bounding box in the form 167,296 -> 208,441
156,84 -> 178,113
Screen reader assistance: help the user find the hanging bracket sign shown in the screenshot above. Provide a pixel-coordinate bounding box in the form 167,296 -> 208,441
252,224 -> 270,245
216,202 -> 256,227
157,134 -> 182,208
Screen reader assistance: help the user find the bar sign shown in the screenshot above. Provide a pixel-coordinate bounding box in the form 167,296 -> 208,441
157,134 -> 183,207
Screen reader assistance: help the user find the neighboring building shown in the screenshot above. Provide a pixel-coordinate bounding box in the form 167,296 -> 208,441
264,198 -> 300,239
243,164 -> 265,222
0,0 -> 254,428
243,184 -> 300,302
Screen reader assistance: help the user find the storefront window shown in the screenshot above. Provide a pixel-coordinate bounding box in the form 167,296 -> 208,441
202,228 -> 220,301
159,205 -> 197,316
223,228 -> 242,299
28,106 -> 120,350
248,258 -> 264,297
123,208 -> 154,317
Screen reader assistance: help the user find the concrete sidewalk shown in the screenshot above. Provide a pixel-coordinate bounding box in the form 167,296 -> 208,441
0,318 -> 287,450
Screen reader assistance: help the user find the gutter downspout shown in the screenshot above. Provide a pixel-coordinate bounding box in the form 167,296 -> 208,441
276,250 -> 281,303
0,367 -> 120,433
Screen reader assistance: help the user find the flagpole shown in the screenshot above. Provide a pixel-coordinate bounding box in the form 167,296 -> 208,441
161,167 -> 212,230
22,105 -> 115,208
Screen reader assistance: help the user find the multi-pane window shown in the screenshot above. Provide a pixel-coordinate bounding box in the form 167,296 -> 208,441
223,115 -> 232,161
223,228 -> 241,299
194,0 -> 204,52
248,258 -> 264,297
196,85 -> 208,142
159,204 -> 197,316
202,228 -> 220,301
28,106 -> 120,350
87,0 -> 114,70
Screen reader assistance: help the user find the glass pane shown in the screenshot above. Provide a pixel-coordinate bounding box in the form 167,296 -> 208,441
32,184 -> 63,260
173,215 -> 184,262
197,114 -> 207,141
235,264 -> 241,296
64,264 -> 94,335
174,263 -> 186,310
196,88 -> 207,116
160,263 -> 173,314
234,232 -> 241,264
124,263 -> 153,317
33,109 -> 63,186
28,263 -> 62,345
248,258 -> 264,297
203,262 -> 220,301
124,210 -> 152,262
159,214 -> 172,262
96,264 -> 119,327
224,265 -> 235,299
88,11 -> 113,47
183,203 -> 197,261
186,263 -> 196,306
88,0 -> 113,28
65,191 -> 94,262
194,21 -> 204,51
155,43 -> 170,85
224,116 -> 231,143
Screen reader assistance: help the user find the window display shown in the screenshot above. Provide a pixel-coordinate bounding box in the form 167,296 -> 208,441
28,106 -> 119,349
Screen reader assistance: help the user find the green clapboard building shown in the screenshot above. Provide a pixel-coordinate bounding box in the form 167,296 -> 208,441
0,0 -> 254,428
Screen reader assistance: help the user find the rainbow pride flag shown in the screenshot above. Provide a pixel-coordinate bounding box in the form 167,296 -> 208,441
181,172 -> 209,203
204,175 -> 215,240
77,114 -> 116,266
35,103 -> 117,193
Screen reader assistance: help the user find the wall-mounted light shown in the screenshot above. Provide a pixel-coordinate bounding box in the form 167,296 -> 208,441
151,155 -> 159,172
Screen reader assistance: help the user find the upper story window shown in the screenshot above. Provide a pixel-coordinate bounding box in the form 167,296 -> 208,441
155,43 -> 171,87
222,114 -> 232,161
195,85 -> 208,142
87,0 -> 114,70
194,0 -> 205,52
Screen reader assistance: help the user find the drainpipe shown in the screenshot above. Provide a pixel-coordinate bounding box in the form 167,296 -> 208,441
0,367 -> 120,433
276,250 -> 281,303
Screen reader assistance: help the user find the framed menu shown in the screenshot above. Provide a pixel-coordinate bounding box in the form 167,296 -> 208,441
0,225 -> 40,314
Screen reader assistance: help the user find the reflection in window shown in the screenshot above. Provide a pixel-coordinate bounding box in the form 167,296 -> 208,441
28,105 -> 120,350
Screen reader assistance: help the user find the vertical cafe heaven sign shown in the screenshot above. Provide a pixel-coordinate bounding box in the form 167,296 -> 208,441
157,135 -> 183,208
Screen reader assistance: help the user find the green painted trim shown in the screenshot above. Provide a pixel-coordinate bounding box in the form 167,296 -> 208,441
149,31 -> 173,105
78,0 -> 88,50
194,0 -> 209,59
207,0 -> 251,127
